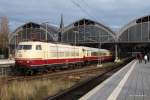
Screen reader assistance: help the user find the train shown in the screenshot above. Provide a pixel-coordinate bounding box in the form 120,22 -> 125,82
15,41 -> 114,74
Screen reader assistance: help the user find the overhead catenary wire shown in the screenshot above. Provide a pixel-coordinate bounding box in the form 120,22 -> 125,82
76,0 -> 108,25
70,0 -> 98,21
69,0 -> 109,43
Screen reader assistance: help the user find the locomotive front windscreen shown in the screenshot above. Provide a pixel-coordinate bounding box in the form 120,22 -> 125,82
36,45 -> 42,50
17,45 -> 32,50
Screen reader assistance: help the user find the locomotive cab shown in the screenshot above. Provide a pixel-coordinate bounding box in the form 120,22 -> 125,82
15,42 -> 45,68
16,43 -> 43,58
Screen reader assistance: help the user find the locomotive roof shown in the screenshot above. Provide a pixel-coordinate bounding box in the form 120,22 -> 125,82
81,46 -> 109,51
18,41 -> 110,52
18,41 -> 81,48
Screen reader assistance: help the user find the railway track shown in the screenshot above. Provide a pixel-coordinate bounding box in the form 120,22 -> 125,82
1,58 -> 131,85
0,64 -> 107,96
1,64 -> 106,84
0,57 -> 134,100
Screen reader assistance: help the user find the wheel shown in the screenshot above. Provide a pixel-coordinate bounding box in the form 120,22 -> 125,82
25,69 -> 34,75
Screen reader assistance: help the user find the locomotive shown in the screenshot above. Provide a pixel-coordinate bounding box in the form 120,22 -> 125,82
15,41 -> 113,74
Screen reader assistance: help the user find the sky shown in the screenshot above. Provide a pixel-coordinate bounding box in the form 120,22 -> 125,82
0,0 -> 150,31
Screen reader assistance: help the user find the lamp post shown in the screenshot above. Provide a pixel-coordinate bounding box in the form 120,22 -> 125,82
73,31 -> 79,46
15,34 -> 17,51
8,34 -> 10,59
45,22 -> 48,42
73,30 -> 79,67
42,22 -> 49,42
97,32 -> 102,67
43,22 -> 49,61
114,36 -> 120,62
13,34 -> 18,59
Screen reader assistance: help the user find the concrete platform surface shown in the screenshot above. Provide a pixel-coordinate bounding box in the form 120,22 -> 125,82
80,60 -> 150,100
0,59 -> 15,65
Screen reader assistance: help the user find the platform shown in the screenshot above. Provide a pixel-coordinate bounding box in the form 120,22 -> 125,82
0,59 -> 15,66
0,59 -> 15,76
80,60 -> 150,100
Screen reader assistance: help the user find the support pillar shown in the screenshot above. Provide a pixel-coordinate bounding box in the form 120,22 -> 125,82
115,44 -> 120,62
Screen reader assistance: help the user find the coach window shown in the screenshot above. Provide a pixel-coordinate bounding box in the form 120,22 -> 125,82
36,45 -> 42,50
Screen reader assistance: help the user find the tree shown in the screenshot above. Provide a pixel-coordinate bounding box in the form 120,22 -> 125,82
0,16 -> 9,48
0,16 -> 9,58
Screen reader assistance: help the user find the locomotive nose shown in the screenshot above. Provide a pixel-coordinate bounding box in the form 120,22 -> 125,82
18,53 -> 22,57
16,51 -> 22,58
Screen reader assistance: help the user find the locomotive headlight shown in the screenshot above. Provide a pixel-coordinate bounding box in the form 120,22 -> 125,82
26,60 -> 30,63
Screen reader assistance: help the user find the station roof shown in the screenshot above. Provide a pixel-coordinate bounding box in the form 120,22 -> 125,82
61,18 -> 116,45
118,15 -> 150,38
13,22 -> 58,34
9,22 -> 58,42
64,18 -> 116,38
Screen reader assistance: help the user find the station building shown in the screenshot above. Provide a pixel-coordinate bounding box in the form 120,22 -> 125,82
5,15 -> 150,58
8,18 -> 116,57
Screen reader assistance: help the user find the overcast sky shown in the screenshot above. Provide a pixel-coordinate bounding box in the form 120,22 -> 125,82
0,0 -> 150,31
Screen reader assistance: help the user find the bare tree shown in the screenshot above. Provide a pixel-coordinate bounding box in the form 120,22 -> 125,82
0,16 -> 9,58
0,16 -> 9,49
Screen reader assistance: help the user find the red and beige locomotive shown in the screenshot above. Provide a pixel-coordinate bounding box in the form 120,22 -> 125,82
15,41 -> 113,72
